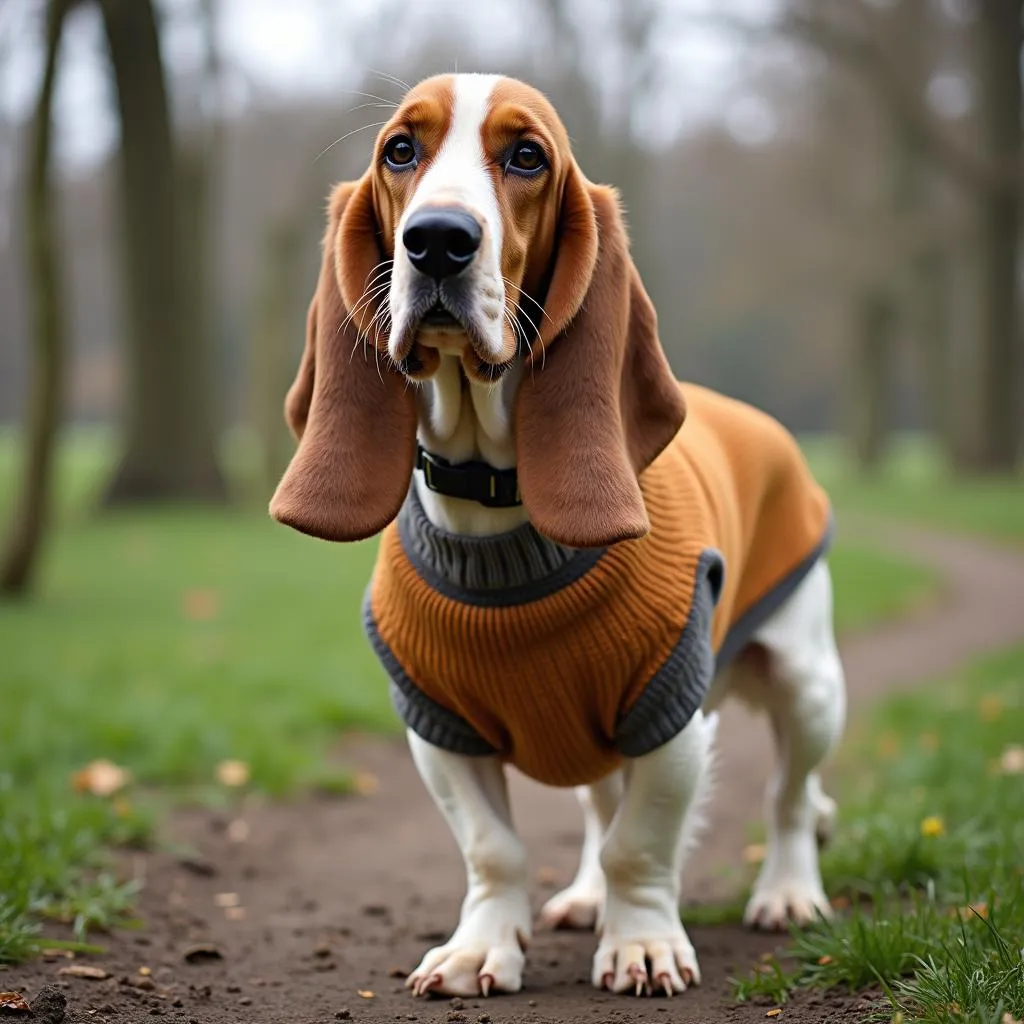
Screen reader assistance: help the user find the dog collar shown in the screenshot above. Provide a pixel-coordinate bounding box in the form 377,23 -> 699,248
416,446 -> 522,508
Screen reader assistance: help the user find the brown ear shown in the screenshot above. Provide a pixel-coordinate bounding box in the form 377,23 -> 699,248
516,167 -> 686,548
270,180 -> 417,542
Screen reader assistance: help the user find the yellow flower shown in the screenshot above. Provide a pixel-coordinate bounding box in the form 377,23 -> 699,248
920,816 -> 945,838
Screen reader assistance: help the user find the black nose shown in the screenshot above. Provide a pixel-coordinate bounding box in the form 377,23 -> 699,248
402,207 -> 482,280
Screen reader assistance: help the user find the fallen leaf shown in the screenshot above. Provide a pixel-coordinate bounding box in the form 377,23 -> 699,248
357,990 -> 374,999
224,906 -> 247,921
40,949 -> 74,960
214,892 -> 240,908
57,965 -> 109,980
353,771 -> 379,796
137,966 -> 151,977
743,843 -> 766,864
216,760 -> 250,787
0,992 -> 30,1014
71,759 -> 131,797
830,895 -> 851,910
227,819 -> 250,843
979,695 -> 1003,722
182,588 -> 221,622
817,955 -> 833,965
1001,1013 -> 1021,1024
877,732 -> 900,758
766,1010 -> 782,1019
959,902 -> 989,920
182,943 -> 223,964
919,816 -> 945,838
999,745 -> 1024,775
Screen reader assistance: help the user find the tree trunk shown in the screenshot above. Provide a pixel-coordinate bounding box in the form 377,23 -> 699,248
99,0 -> 226,503
1,0 -> 71,597
968,0 -> 1023,471
911,247 -> 955,454
849,289 -> 897,471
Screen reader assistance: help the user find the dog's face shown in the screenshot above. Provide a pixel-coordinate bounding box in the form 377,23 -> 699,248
271,74 -> 688,548
375,75 -> 568,383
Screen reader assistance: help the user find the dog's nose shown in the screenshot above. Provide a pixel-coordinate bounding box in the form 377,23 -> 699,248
403,207 -> 482,280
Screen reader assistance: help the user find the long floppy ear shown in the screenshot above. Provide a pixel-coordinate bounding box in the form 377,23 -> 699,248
270,180 -> 417,541
515,165 -> 687,549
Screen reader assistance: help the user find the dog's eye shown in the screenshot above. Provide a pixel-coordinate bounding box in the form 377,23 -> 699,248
508,141 -> 546,176
384,135 -> 417,170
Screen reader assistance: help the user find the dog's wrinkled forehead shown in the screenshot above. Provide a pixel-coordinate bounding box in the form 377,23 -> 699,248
372,74 -> 572,234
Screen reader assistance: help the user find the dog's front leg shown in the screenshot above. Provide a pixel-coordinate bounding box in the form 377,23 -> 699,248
405,731 -> 531,998
594,710 -> 716,997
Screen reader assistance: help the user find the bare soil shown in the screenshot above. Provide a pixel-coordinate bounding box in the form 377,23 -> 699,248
8,522 -> 1024,1024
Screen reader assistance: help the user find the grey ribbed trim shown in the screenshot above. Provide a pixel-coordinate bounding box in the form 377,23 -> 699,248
716,514 -> 835,670
397,488 -> 607,606
362,586 -> 496,756
615,550 -> 725,757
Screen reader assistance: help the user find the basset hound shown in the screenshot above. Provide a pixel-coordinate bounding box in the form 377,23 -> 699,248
271,73 -> 847,1000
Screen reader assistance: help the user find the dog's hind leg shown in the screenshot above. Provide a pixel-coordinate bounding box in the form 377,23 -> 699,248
539,771 -> 623,931
738,559 -> 846,930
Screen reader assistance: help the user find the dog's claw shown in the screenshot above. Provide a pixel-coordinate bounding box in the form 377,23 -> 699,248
628,963 -> 649,997
657,972 -> 674,996
601,971 -> 614,990
479,974 -> 493,998
415,972 -> 443,997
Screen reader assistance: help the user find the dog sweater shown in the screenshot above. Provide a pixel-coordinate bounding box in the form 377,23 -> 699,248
363,384 -> 832,787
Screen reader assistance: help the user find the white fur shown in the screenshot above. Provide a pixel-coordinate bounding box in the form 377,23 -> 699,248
389,74 -> 507,366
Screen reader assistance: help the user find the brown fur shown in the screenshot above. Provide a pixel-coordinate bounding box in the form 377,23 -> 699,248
271,76 -> 687,549
269,183 -> 417,542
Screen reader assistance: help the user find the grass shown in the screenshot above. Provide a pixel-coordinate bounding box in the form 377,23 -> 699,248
0,431 -> 946,963
734,646 -> 1024,1023
804,434 -> 1024,545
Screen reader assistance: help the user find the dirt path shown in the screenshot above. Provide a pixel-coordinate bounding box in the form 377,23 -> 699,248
11,521 -> 1024,1024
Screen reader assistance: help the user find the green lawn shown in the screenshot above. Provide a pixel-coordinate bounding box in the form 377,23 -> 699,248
737,646 -> 1024,1023
804,435 -> 1024,545
0,433 -> 943,963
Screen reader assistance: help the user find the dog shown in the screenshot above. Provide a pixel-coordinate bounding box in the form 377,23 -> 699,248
271,73 -> 847,1000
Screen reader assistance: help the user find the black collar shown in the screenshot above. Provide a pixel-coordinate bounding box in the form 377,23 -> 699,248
416,446 -> 522,508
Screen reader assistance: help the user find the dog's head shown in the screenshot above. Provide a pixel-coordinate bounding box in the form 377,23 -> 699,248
270,73 -> 686,548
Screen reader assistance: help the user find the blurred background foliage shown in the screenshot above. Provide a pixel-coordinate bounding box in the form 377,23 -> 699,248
0,0 -> 1022,595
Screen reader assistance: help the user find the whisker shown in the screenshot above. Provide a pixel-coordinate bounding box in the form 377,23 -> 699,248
340,280 -> 391,335
367,68 -> 412,92
346,89 -> 400,105
348,101 -> 399,113
314,120 -> 390,163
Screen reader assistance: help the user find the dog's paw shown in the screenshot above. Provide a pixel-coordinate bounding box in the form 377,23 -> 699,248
592,934 -> 700,996
744,878 -> 832,930
539,882 -> 603,931
407,939 -> 525,998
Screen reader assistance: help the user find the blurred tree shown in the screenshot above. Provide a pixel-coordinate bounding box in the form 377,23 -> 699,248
779,0 -> 1022,473
99,0 -> 226,503
972,0 -> 1022,470
1,0 -> 75,596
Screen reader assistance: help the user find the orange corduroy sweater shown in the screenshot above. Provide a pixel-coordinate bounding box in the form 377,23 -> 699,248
364,384 -> 832,787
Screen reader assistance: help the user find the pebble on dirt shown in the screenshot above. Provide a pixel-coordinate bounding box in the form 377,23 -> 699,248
182,943 -> 224,963
27,986 -> 66,1024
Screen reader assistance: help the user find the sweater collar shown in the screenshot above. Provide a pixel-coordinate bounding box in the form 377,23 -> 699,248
396,486 -> 605,599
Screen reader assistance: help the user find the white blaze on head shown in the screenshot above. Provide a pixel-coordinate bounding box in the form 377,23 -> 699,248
388,74 -> 507,363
